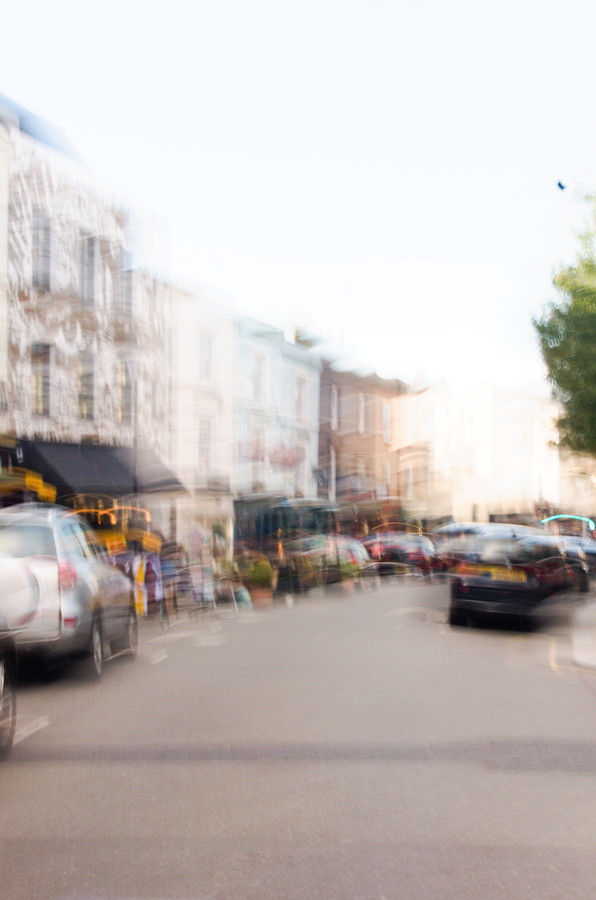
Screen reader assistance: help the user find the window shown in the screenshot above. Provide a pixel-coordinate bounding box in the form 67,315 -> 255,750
252,426 -> 266,462
31,343 -> 51,416
117,250 -> 133,316
117,361 -> 133,425
330,385 -> 338,431
252,354 -> 265,402
198,417 -> 213,471
295,377 -> 306,423
0,525 -> 56,557
77,351 -> 95,420
383,459 -> 391,490
357,392 -> 366,435
32,211 -> 51,290
60,522 -> 90,561
329,446 -> 336,501
382,401 -> 391,442
80,235 -> 98,303
199,333 -> 213,381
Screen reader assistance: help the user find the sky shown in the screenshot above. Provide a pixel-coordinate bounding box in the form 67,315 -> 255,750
3,0 -> 596,392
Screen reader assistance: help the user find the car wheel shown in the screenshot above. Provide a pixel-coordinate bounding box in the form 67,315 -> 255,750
0,658 -> 16,758
83,616 -> 103,680
449,602 -> 467,627
114,609 -> 138,659
578,572 -> 590,593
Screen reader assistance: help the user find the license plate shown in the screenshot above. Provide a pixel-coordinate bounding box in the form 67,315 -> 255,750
480,566 -> 527,583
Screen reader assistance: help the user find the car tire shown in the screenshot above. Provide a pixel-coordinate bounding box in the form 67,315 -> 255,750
82,615 -> 104,680
449,602 -> 467,627
0,657 -> 16,759
578,572 -> 590,593
113,608 -> 138,659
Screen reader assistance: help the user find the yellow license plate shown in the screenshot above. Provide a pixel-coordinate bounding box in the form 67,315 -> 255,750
483,566 -> 527,583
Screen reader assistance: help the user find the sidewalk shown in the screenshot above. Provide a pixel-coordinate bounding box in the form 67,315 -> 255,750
572,598 -> 596,670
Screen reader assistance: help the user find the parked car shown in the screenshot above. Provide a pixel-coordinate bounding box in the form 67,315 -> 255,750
362,531 -> 441,576
0,620 -> 17,758
433,523 -> 544,574
556,535 -> 596,574
0,504 -> 137,677
282,534 -> 377,590
449,533 -> 589,628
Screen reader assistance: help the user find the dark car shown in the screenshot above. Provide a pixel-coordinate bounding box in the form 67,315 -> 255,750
449,533 -> 590,628
0,621 -> 17,758
433,523 -> 545,574
557,536 -> 596,574
362,531 -> 440,576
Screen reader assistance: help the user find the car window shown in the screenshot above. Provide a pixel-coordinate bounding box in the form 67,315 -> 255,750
0,524 -> 57,557
60,522 -> 93,560
78,521 -> 108,559
473,537 -> 562,564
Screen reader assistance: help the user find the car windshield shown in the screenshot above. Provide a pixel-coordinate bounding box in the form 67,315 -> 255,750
0,524 -> 57,558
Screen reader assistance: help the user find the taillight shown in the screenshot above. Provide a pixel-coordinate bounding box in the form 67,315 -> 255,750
58,560 -> 77,594
521,564 -> 540,588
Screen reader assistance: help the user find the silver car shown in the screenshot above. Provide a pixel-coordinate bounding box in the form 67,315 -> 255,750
0,503 -> 137,677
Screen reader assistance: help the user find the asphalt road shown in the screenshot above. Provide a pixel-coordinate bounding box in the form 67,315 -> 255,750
2,579 -> 596,900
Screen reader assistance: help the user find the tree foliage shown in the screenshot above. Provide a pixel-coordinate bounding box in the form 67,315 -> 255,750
534,200 -> 596,456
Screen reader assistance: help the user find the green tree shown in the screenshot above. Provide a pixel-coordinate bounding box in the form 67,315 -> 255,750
534,200 -> 596,456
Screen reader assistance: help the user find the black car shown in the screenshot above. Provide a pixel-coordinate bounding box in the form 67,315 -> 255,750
449,533 -> 589,628
557,536 -> 596,575
0,620 -> 17,758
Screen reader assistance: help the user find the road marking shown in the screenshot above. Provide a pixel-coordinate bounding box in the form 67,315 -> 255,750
238,612 -> 264,623
14,714 -> 50,745
137,647 -> 168,665
147,631 -> 196,643
548,638 -> 596,676
193,633 -> 223,647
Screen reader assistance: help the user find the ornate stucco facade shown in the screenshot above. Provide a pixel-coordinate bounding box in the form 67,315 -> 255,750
0,103 -> 169,458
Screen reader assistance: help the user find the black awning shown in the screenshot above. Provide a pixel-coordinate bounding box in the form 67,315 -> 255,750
17,440 -> 185,498
112,446 -> 186,494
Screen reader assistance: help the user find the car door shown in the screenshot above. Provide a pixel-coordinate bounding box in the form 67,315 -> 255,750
57,519 -> 123,641
77,520 -> 131,639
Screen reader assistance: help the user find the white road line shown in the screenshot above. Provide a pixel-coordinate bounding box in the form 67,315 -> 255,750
14,714 -> 50,745
192,633 -> 223,647
137,647 -> 169,664
146,631 -> 196,643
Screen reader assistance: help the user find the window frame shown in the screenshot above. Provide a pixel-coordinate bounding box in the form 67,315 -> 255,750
31,210 -> 51,291
30,343 -> 52,417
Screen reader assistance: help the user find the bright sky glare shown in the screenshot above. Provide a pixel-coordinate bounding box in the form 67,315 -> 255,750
3,0 -> 595,392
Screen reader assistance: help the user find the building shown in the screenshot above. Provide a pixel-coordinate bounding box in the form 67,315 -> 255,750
318,362 -> 406,532
391,379 -> 561,525
167,283 -> 236,557
234,319 -> 321,498
0,95 -> 182,519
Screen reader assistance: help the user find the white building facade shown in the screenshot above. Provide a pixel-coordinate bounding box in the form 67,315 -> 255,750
235,319 -> 321,498
392,380 -> 561,524
0,96 -> 179,518
167,284 -> 236,555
